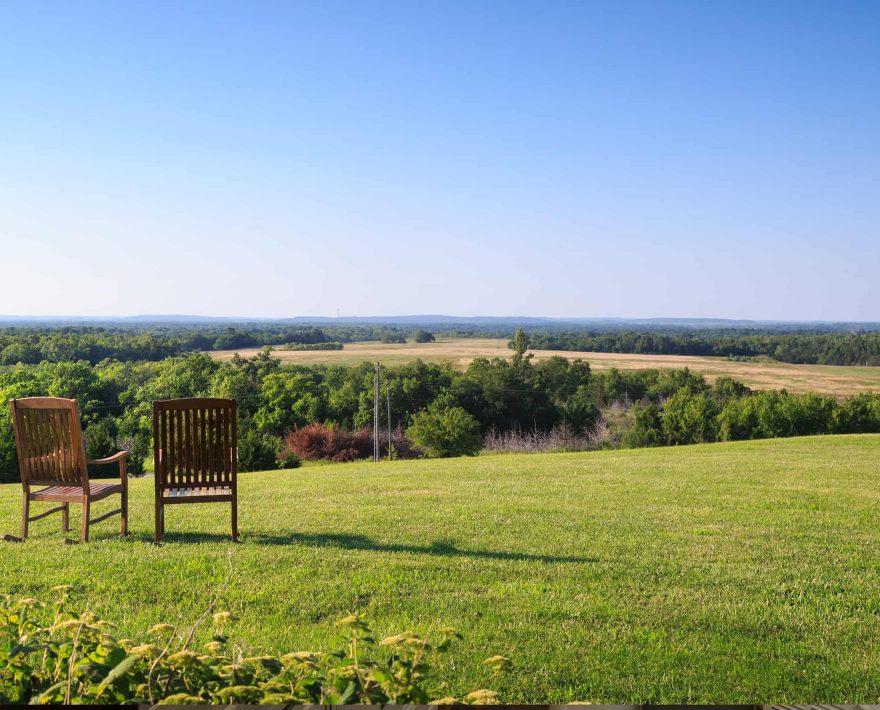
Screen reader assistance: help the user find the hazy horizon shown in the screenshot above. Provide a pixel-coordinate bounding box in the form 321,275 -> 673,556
2,312 -> 880,326
1,1 -> 878,320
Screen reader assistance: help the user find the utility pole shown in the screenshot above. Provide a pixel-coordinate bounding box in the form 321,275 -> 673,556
386,386 -> 392,460
373,362 -> 380,462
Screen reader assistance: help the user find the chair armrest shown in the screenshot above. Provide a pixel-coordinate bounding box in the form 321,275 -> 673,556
87,451 -> 129,466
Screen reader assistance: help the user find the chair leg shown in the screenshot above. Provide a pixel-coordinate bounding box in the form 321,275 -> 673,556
155,501 -> 163,543
81,497 -> 90,543
231,498 -> 238,542
120,489 -> 128,537
61,503 -> 69,533
20,493 -> 29,540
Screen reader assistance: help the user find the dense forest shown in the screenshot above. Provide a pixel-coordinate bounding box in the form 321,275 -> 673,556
0,325 -> 392,364
522,330 -> 880,366
2,340 -> 879,483
2,321 -> 880,366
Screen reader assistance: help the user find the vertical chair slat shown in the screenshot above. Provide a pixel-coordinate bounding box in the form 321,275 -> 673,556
16,410 -> 29,483
177,409 -> 184,487
165,410 -> 172,486
54,410 -> 66,481
173,409 -> 180,486
37,410 -> 51,480
189,408 -> 197,484
214,407 -> 222,485
230,402 -> 237,485
25,411 -> 37,479
184,408 -> 192,487
192,407 -> 199,485
175,408 -> 184,487
213,407 -> 222,486
164,409 -> 171,484
222,405 -> 231,486
19,411 -> 31,481
198,407 -> 207,485
167,410 -> 175,487
206,407 -> 215,487
152,403 -> 161,484
29,411 -> 42,480
47,410 -> 61,481
164,409 -> 170,483
53,410 -> 67,482
214,407 -> 221,486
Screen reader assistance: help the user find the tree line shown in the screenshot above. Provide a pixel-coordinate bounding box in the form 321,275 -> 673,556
0,325 -> 416,365
2,344 -> 879,482
522,330 -> 880,366
3,323 -> 880,367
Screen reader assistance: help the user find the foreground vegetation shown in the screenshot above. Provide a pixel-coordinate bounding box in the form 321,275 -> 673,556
2,435 -> 880,702
0,590 -> 505,704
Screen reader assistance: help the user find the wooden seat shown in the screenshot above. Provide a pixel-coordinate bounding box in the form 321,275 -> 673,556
31,482 -> 123,502
9,397 -> 128,542
152,398 -> 238,542
161,486 -> 232,501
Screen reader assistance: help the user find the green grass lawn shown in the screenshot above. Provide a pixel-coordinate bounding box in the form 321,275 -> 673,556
2,435 -> 880,702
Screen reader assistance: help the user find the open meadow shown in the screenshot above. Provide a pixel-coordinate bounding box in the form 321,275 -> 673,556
210,338 -> 880,396
2,434 -> 880,702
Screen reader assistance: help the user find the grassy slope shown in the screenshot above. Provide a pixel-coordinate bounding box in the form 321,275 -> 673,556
2,435 -> 880,702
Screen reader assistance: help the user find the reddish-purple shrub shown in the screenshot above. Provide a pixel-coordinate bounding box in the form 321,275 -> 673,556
281,423 -> 420,462
283,422 -> 332,460
282,423 -> 373,461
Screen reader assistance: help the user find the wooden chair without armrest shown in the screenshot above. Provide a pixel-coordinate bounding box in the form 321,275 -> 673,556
9,397 -> 128,542
152,398 -> 238,543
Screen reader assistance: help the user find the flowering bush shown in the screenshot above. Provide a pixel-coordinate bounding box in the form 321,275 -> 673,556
0,589 -> 509,704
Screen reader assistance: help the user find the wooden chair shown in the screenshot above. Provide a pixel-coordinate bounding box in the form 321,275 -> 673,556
9,397 -> 128,542
152,398 -> 238,543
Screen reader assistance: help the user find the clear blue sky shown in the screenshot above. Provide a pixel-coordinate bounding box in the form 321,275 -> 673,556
1,1 -> 878,320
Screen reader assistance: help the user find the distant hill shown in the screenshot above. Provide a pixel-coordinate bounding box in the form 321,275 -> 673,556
0,314 -> 880,333
1,314 -> 879,331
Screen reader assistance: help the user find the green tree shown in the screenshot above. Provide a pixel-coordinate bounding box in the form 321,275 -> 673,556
83,417 -> 116,460
718,396 -> 761,441
254,371 -> 325,435
662,390 -> 720,445
559,385 -> 601,432
407,400 -> 482,458
509,328 -> 532,370
237,428 -> 280,472
712,376 -> 750,404
622,401 -> 663,448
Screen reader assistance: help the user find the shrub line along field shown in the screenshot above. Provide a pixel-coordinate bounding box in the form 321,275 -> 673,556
2,434 -> 880,702
209,338 -> 880,397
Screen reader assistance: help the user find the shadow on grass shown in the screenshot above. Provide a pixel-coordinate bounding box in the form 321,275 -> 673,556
249,531 -> 597,564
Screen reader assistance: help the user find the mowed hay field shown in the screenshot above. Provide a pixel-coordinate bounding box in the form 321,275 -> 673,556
3,435 -> 880,702
210,338 -> 880,396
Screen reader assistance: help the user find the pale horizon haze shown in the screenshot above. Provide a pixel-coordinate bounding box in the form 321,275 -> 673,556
1,1 -> 878,321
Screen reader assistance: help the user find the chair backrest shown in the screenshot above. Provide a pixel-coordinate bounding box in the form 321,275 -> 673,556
152,398 -> 237,491
9,397 -> 88,490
